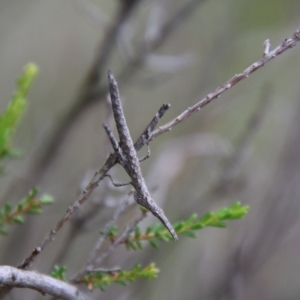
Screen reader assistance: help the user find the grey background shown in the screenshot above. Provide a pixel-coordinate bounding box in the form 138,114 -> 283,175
0,0 -> 300,299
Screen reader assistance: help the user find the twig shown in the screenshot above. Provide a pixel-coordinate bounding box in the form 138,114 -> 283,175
51,102 -> 116,266
17,153 -> 118,270
0,266 -> 88,300
86,192 -> 131,268
71,192 -> 131,282
95,213 -> 146,266
150,27 -> 300,140
263,39 -> 271,57
72,213 -> 147,283
50,182 -> 111,267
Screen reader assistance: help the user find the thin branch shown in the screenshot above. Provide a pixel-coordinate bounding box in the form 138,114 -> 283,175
0,266 -> 88,300
95,213 -> 146,266
18,26 -> 300,270
263,39 -> 271,57
72,213 -> 147,283
18,153 -> 118,270
86,193 -> 131,268
151,27 -> 300,140
51,184 -> 111,267
72,192 -> 132,282
51,96 -> 123,267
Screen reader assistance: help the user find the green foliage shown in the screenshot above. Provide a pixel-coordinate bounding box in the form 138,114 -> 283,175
0,63 -> 38,160
99,225 -> 118,241
0,187 -> 54,235
106,202 -> 249,250
53,203 -> 248,291
0,64 -> 53,236
83,263 -> 159,291
51,265 -> 67,281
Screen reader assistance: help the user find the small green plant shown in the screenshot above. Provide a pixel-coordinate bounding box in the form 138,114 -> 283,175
106,202 -> 249,250
82,264 -> 159,291
53,203 -> 248,292
51,265 -> 67,281
0,187 -> 54,235
0,64 -> 54,235
0,63 -> 38,161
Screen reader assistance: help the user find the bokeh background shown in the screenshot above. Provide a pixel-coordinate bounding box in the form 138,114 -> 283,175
0,0 -> 300,299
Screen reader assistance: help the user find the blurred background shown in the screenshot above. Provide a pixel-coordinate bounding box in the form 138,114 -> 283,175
0,0 -> 300,299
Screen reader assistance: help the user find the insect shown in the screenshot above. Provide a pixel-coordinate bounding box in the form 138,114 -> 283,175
103,70 -> 178,240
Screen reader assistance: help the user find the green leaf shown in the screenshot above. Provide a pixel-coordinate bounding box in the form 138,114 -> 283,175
146,226 -> 152,234
51,265 -> 67,281
39,194 -> 54,205
136,240 -> 143,249
199,212 -> 214,224
208,221 -> 226,228
186,213 -> 198,223
115,279 -> 129,286
158,234 -> 172,242
189,223 -> 204,230
28,208 -> 42,214
135,225 -> 141,238
127,240 -> 138,250
4,203 -> 11,215
174,221 -> 184,231
0,63 -> 38,159
12,215 -> 24,224
180,230 -> 197,238
149,239 -> 159,249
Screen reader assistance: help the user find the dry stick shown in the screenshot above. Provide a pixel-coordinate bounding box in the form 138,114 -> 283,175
50,183 -> 110,266
51,97 -> 117,266
71,192 -> 134,282
151,30 -> 300,140
72,213 -> 147,283
17,153 -> 117,270
95,213 -> 147,268
18,26 -> 300,270
85,192 -> 132,269
0,266 -> 88,300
